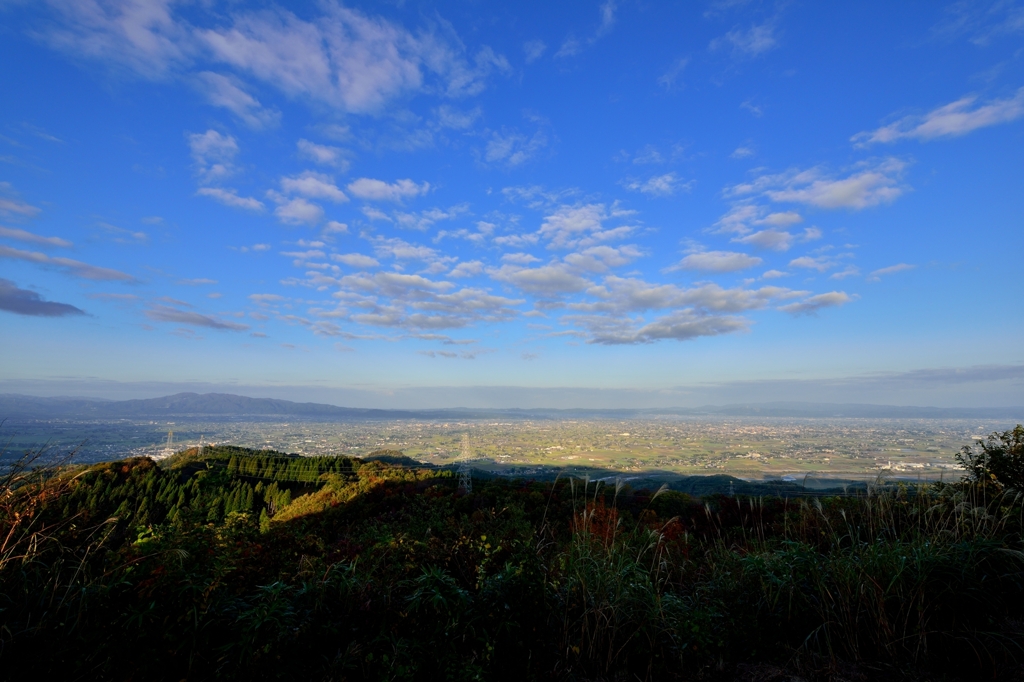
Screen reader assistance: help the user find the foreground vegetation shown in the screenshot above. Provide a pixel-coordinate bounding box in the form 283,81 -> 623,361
1,429 -> 1023,680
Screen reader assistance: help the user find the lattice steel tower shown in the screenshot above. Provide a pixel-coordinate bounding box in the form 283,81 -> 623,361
457,433 -> 472,494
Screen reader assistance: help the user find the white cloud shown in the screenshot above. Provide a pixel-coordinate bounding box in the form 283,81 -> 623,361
779,291 -> 853,316
538,203 -> 635,249
736,229 -> 793,251
555,37 -> 583,59
710,20 -> 778,57
0,186 -> 42,219
623,172 -> 692,197
867,263 -> 915,282
762,269 -> 789,279
187,129 -> 239,183
582,309 -> 750,345
501,252 -> 540,265
731,146 -> 754,159
829,265 -> 860,280
274,197 -> 324,225
555,1 -> 617,58
631,145 -> 665,164
297,139 -> 349,170
435,105 -> 481,130
198,5 -> 503,112
658,57 -> 689,90
347,178 -> 430,202
573,276 -> 805,315
485,127 -> 547,166
38,0 -> 190,78
332,253 -> 380,269
740,100 -> 763,117
0,226 -> 72,248
280,171 -> 348,203
327,271 -> 521,330
676,250 -> 762,272
853,89 -> 1024,146
0,244 -> 135,281
393,205 -> 468,231
196,187 -> 264,211
761,211 -> 803,226
490,263 -> 593,295
196,71 -> 279,128
371,236 -> 449,265
563,245 -> 643,272
39,2 -> 507,113
449,260 -> 484,278
523,39 -> 546,63
789,255 -> 835,272
730,158 -> 908,210
322,221 -> 349,237
716,205 -> 817,252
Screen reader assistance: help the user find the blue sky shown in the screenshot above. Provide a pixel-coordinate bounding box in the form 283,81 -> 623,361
1,0 -> 1023,407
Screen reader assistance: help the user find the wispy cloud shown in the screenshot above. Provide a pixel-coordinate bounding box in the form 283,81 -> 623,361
853,89 -> 1024,146
484,126 -> 548,167
523,39 -> 546,64
280,171 -> 348,203
297,139 -> 349,170
37,2 -> 508,113
0,226 -> 72,248
274,198 -> 324,225
729,158 -> 908,210
0,244 -> 135,281
710,20 -> 778,57
657,57 -> 689,90
556,0 -> 618,57
622,172 -> 693,197
145,304 -> 249,331
0,278 -> 85,317
347,178 -> 430,202
188,129 -> 239,183
674,250 -> 762,273
583,309 -> 749,345
867,263 -> 915,282
332,253 -> 380,269
196,187 -> 264,211
0,182 -> 41,218
196,71 -> 279,129
779,291 -> 853,316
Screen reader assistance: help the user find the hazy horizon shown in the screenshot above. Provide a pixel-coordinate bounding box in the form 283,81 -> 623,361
4,369 -> 1024,410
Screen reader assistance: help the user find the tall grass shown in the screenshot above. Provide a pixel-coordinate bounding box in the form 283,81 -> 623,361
546,477 -> 1024,679
2,447 -> 1023,680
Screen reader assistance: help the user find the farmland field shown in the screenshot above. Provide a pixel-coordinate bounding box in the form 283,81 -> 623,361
3,416 -> 1012,483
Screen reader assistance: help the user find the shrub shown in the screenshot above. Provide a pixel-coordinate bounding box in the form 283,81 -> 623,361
956,424 -> 1024,490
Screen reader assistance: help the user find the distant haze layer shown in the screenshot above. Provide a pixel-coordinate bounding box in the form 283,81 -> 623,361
1,391 -> 1022,421
2,363 -> 1024,409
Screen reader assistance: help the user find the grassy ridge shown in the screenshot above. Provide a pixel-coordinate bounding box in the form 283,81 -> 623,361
1,442 -> 1023,680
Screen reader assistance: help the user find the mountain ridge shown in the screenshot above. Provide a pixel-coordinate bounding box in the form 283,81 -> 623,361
1,392 -> 1022,421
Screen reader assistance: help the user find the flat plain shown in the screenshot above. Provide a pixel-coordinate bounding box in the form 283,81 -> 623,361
3,416 -> 1013,482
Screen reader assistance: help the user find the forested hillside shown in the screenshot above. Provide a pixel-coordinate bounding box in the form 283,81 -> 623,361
2,434 -> 1024,681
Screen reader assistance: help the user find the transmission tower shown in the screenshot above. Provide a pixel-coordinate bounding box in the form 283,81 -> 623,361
165,430 -> 174,450
197,435 -> 205,456
457,433 -> 472,494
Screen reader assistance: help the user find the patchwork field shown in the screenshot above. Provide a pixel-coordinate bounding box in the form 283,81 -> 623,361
4,415 -> 1014,482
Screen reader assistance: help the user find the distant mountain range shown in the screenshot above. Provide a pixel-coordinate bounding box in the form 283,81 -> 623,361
1,392 -> 1022,421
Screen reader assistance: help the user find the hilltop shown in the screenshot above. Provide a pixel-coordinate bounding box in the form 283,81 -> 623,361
2,436 -> 1023,680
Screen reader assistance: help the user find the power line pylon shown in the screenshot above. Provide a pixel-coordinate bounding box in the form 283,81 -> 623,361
457,433 -> 472,494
